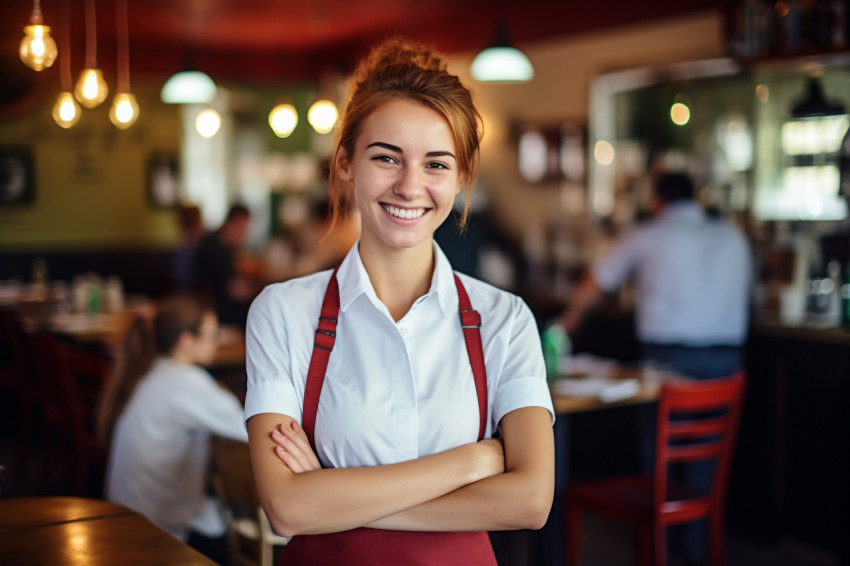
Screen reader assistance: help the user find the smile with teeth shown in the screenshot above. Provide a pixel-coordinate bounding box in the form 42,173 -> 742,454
382,204 -> 427,220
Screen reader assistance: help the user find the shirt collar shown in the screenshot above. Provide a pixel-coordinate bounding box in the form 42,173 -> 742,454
660,200 -> 704,222
336,240 -> 456,316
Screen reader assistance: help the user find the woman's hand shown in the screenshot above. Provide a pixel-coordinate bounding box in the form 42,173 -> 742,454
473,438 -> 505,482
271,420 -> 322,473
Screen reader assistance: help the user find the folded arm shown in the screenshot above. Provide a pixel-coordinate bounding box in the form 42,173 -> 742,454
248,412 -> 505,537
366,406 -> 554,531
269,405 -> 554,533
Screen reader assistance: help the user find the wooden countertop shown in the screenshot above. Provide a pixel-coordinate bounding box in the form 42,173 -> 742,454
0,497 -> 217,565
751,316 -> 850,346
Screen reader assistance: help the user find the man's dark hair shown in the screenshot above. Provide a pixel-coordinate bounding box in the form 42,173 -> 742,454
224,203 -> 250,224
654,173 -> 694,204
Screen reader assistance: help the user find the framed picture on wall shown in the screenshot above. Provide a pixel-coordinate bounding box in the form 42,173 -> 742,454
0,146 -> 34,206
147,153 -> 180,208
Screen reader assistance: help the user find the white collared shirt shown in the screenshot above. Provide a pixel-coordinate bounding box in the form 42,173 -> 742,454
245,242 -> 553,469
105,358 -> 248,540
593,202 -> 752,346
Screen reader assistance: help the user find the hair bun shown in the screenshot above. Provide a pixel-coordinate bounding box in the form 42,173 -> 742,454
354,37 -> 446,84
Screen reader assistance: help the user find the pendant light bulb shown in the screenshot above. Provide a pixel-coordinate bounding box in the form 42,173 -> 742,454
109,92 -> 139,129
196,108 -> 221,138
307,99 -> 338,134
52,92 -> 81,128
20,24 -> 58,71
269,103 -> 298,138
75,68 -> 108,108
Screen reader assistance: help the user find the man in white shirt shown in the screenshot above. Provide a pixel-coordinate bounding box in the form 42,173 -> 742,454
561,172 -> 752,379
559,172 -> 752,566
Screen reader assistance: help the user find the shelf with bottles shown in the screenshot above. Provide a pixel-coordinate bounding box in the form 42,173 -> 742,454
725,0 -> 850,65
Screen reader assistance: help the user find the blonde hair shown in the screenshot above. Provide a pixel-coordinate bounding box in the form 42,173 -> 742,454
328,37 -> 483,233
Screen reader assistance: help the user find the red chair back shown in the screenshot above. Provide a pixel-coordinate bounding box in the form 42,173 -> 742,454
653,372 -> 746,526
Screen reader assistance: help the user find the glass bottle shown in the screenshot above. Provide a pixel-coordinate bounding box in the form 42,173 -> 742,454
542,323 -> 571,381
841,262 -> 850,327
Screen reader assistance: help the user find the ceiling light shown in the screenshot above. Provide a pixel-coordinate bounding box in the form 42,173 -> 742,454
161,70 -> 217,104
53,92 -> 80,129
269,103 -> 298,138
52,0 -> 78,128
791,76 -> 844,118
19,0 -> 57,71
470,24 -> 533,83
109,0 -> 138,129
75,68 -> 108,108
196,108 -> 221,138
74,0 -> 107,108
308,99 -> 338,134
110,92 -> 140,129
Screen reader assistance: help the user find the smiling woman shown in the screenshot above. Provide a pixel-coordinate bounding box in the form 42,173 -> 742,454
245,37 -> 555,566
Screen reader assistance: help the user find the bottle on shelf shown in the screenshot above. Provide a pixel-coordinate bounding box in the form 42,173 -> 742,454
542,322 -> 571,382
841,262 -> 850,328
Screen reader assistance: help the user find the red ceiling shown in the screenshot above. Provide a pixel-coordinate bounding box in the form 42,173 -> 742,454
2,0 -> 725,85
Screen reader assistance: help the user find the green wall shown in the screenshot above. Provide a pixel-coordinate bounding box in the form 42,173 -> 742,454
0,78 -> 183,250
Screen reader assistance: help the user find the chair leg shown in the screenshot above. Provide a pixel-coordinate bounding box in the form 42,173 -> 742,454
636,523 -> 653,566
565,501 -> 581,566
709,512 -> 726,566
14,388 -> 32,481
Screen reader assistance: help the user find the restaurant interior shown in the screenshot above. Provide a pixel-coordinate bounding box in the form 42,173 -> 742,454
2,0 -> 850,564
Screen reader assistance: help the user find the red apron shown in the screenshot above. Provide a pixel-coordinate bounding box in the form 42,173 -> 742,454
280,269 -> 497,565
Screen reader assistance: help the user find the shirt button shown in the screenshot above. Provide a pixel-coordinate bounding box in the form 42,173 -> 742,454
400,327 -> 408,335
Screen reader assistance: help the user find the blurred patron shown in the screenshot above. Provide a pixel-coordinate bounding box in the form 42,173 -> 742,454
559,171 -> 752,379
191,204 -> 259,328
557,171 -> 752,564
172,204 -> 206,291
98,296 -> 247,563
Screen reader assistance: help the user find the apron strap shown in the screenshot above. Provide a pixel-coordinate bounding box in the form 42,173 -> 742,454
302,266 -> 340,448
454,274 -> 488,442
302,268 -> 489,450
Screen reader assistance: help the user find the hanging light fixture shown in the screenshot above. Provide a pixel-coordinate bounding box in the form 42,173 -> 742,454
52,0 -> 80,128
19,0 -> 58,71
307,98 -> 338,134
74,0 -> 108,108
109,0 -> 139,129
196,108 -> 222,138
269,101 -> 298,138
470,23 -> 534,83
161,69 -> 217,104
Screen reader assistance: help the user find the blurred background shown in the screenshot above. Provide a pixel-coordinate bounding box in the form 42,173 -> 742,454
2,1 -> 850,564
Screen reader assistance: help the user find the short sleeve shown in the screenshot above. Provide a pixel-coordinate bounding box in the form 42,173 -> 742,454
490,297 -> 555,427
244,286 -> 302,424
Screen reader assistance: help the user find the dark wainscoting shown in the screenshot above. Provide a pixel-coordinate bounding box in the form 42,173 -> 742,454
0,247 -> 179,298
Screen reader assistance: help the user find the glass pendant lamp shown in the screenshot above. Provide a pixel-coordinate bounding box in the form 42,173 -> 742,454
109,0 -> 139,129
20,0 -> 58,71
74,0 -> 108,108
52,0 -> 79,128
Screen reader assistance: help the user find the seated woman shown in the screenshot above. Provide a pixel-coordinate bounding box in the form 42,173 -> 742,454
99,295 -> 247,560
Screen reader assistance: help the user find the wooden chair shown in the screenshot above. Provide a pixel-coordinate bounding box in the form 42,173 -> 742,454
565,372 -> 746,566
27,330 -> 111,496
210,435 -> 290,566
0,308 -> 35,481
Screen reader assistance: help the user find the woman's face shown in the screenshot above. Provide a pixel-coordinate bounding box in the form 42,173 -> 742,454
339,98 -> 461,256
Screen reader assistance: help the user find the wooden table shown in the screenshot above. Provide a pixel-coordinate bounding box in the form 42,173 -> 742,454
0,497 -> 217,565
549,365 -> 666,415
